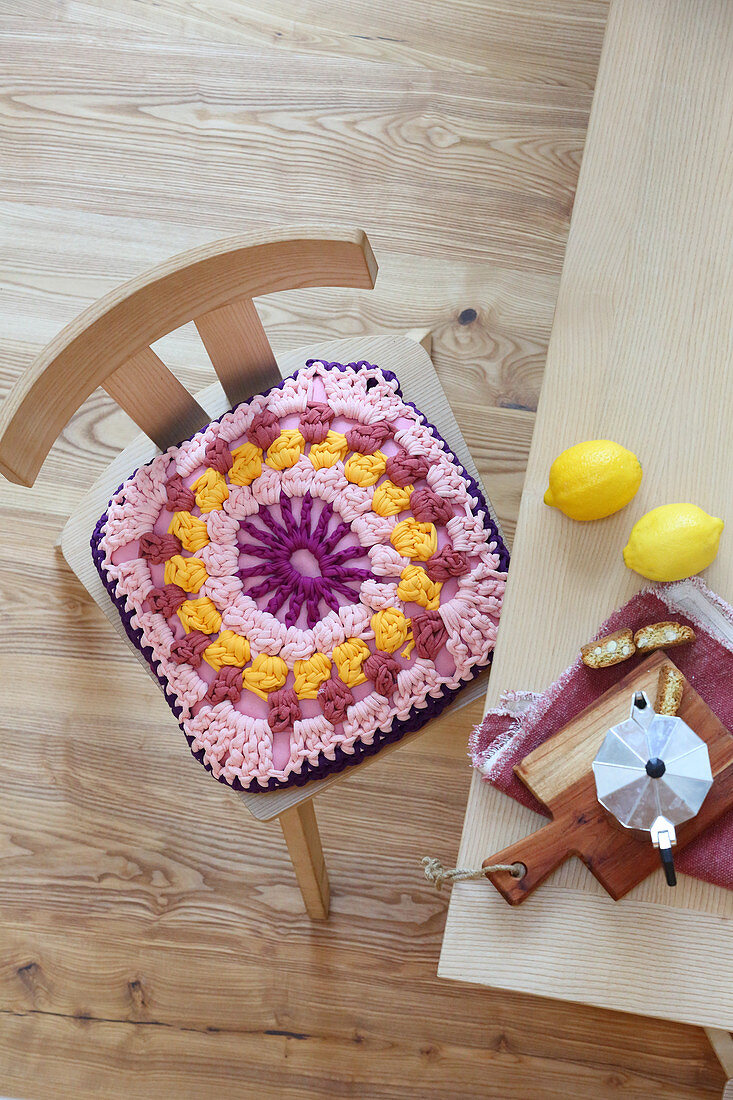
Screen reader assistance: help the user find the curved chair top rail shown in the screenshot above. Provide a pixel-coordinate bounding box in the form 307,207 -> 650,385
0,226 -> 377,486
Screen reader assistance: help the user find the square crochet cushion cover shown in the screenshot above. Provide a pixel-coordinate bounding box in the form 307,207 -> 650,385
92,359 -> 509,792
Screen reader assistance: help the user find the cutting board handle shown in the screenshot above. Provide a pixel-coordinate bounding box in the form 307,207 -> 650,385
483,816 -> 579,905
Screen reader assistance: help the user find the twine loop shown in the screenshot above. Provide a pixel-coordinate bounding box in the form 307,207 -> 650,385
421,856 -> 525,890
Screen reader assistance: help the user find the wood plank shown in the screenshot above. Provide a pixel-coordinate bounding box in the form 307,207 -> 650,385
0,32 -> 593,270
0,977 -> 721,1100
440,0 -> 733,1030
0,13 -> 589,436
58,0 -> 608,85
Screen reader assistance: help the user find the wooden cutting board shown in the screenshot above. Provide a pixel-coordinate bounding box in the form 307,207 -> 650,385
483,653 -> 733,905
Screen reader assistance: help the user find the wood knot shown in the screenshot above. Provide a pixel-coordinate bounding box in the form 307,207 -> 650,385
128,977 -> 148,1013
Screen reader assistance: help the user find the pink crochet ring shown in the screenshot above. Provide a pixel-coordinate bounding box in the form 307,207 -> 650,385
92,360 -> 508,792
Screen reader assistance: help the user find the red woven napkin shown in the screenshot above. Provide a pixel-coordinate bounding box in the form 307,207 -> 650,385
469,577 -> 733,890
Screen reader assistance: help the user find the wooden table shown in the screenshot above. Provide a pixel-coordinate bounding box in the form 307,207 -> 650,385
440,0 -> 733,1050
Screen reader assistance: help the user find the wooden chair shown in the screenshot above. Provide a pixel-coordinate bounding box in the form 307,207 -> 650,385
0,226 -> 494,919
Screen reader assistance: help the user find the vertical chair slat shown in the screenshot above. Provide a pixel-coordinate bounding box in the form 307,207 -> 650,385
195,297 -> 281,407
102,347 -> 209,451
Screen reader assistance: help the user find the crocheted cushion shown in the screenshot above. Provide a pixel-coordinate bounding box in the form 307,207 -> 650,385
92,359 -> 509,791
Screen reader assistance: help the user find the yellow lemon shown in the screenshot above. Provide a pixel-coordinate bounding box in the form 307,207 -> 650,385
544,440 -> 642,521
623,503 -> 724,582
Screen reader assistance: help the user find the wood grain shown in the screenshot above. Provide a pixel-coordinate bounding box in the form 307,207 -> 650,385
58,0 -> 608,84
441,0 -> 733,1032
3,0 -> 726,1095
0,10 -> 597,432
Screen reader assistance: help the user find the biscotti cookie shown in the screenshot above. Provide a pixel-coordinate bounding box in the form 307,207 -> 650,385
634,621 -> 695,653
581,628 -> 635,669
655,664 -> 684,716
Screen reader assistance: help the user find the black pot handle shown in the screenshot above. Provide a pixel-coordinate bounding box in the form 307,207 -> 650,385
659,846 -> 677,887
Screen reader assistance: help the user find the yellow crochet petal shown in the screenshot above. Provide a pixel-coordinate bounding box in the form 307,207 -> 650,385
203,630 -> 251,670
372,480 -> 413,517
371,607 -> 411,654
293,652 -> 332,699
177,597 -> 222,635
191,468 -> 229,513
396,564 -> 442,610
229,442 -> 263,487
344,450 -> 387,487
242,654 -> 289,700
169,511 -> 210,552
163,554 -> 208,594
266,429 -> 306,471
332,637 -> 370,687
390,518 -> 437,561
309,431 -> 349,471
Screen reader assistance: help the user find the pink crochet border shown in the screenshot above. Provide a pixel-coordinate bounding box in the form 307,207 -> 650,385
93,359 -> 509,792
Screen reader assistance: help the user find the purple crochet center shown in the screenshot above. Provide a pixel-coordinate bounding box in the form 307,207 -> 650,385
91,359 -> 511,793
237,492 -> 372,629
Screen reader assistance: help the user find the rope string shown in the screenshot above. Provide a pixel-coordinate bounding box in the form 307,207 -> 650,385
421,856 -> 525,890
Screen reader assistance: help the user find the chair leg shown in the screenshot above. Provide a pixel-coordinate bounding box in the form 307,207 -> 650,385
705,1028 -> 733,1099
277,801 -> 330,919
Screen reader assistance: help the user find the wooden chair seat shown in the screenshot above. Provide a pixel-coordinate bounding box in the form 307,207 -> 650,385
0,228 -> 500,918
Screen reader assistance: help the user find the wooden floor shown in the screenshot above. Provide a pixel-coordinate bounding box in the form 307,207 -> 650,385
0,1 -> 725,1096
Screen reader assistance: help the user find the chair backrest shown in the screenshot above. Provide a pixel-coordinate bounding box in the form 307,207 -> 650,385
0,226 -> 377,487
